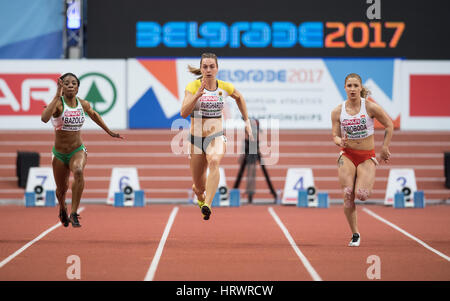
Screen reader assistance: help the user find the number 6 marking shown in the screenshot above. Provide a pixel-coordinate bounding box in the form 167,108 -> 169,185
119,176 -> 130,191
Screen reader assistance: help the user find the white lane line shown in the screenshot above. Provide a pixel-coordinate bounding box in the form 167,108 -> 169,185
144,206 -> 179,281
0,207 -> 85,269
362,208 -> 450,262
268,207 -> 322,281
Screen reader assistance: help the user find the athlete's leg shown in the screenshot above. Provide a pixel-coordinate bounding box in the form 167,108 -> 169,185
354,159 -> 377,202
52,156 -> 70,225
338,154 -> 358,234
204,136 -> 226,207
189,150 -> 208,204
69,149 -> 87,215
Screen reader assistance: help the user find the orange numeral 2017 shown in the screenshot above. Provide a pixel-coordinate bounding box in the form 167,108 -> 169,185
325,22 -> 405,48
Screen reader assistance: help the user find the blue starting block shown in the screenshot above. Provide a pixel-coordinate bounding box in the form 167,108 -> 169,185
212,191 -> 221,207
317,192 -> 329,208
229,189 -> 240,207
45,190 -> 56,207
114,190 -> 145,207
413,191 -> 425,208
394,190 -> 425,208
394,192 -> 405,208
25,190 -> 56,207
297,190 -> 308,207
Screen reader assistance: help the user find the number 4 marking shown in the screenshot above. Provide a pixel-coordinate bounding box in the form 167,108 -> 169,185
293,177 -> 304,190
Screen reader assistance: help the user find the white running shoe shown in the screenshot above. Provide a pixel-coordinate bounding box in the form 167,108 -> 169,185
348,233 -> 360,247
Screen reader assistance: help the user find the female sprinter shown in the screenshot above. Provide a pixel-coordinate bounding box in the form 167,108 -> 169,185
330,73 -> 393,246
41,73 -> 123,227
180,53 -> 253,221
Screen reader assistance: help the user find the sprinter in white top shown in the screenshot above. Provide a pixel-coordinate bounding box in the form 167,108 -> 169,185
331,73 -> 393,247
41,73 -> 123,228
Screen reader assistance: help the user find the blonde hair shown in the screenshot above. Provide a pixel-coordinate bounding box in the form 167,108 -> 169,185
345,73 -> 371,98
187,53 -> 218,79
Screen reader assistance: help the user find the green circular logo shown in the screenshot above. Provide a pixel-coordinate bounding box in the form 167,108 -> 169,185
79,72 -> 117,115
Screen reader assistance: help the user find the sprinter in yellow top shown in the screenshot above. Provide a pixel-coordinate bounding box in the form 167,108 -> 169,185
181,53 -> 253,220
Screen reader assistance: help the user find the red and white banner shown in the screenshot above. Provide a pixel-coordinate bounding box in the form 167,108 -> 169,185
400,61 -> 450,130
0,60 -> 126,130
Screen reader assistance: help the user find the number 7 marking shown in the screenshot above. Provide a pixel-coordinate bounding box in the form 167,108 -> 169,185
36,175 -> 47,186
385,22 -> 405,48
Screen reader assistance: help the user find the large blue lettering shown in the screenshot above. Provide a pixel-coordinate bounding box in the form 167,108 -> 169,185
136,22 -> 161,47
272,22 -> 296,48
188,22 -> 207,47
299,22 -> 323,48
163,22 -> 187,47
201,22 -> 228,47
230,22 -> 250,48
136,21 -> 325,48
242,22 -> 271,48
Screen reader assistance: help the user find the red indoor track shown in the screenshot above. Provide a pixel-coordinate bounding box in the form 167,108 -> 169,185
0,204 -> 449,281
0,129 -> 449,281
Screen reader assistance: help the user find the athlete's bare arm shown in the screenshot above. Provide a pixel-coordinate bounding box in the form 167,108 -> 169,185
331,104 -> 347,147
80,99 -> 123,139
366,101 -> 393,162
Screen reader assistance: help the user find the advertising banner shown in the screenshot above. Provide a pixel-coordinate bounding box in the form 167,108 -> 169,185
0,60 -> 127,130
400,61 -> 450,130
127,58 -> 401,129
86,0 -> 450,59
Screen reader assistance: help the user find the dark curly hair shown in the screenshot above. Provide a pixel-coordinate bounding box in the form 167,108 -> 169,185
60,72 -> 80,86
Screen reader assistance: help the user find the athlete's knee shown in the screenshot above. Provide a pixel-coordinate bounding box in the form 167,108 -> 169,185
207,156 -> 221,170
56,187 -> 67,199
343,186 -> 355,208
72,166 -> 84,180
356,188 -> 370,201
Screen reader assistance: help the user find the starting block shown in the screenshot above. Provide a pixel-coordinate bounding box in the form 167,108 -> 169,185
394,190 -> 425,209
114,189 -> 145,207
297,190 -> 328,208
212,191 -> 221,207
25,190 -> 56,207
211,188 -> 240,207
24,167 -> 57,207
229,189 -> 240,207
297,190 -> 308,207
317,192 -> 329,208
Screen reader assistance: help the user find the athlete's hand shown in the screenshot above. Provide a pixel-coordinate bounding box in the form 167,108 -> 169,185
245,119 -> 254,141
109,131 -> 124,139
56,77 -> 63,97
380,146 -> 391,163
339,132 -> 348,148
194,78 -> 206,99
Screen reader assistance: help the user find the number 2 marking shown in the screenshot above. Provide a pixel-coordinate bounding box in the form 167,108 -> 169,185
396,176 -> 407,187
